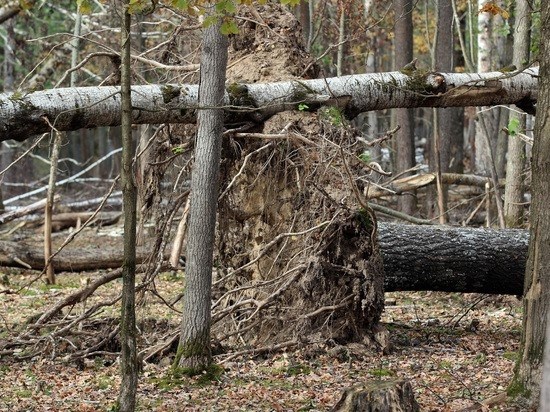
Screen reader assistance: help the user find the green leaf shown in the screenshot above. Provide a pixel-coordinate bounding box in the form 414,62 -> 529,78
202,15 -> 218,28
216,0 -> 237,13
280,0 -> 301,6
508,117 -> 520,136
172,0 -> 188,10
220,20 -> 239,35
76,0 -> 94,14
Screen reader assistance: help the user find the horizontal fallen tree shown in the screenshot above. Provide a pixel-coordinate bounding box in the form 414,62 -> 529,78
0,222 -> 528,295
379,223 -> 528,296
0,68 -> 538,142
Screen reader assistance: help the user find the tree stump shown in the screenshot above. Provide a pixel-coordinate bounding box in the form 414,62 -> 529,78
332,380 -> 420,412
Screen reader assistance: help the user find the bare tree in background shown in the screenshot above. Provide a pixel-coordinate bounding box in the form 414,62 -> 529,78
393,0 -> 416,215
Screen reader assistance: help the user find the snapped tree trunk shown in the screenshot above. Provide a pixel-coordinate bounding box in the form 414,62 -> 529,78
176,21 -> 229,372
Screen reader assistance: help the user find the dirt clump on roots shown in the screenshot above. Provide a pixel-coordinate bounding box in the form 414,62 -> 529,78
212,3 -> 385,351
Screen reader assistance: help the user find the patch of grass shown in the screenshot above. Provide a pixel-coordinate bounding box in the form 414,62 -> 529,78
282,363 -> 311,376
152,364 -> 224,390
503,351 -> 519,362
474,353 -> 487,365
369,368 -> 394,377
15,389 -> 33,398
95,375 -> 114,390
439,360 -> 453,369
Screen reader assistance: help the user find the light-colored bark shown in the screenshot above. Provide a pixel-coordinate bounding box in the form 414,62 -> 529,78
0,68 -> 539,142
475,0 -> 495,175
512,2 -> 550,407
504,0 -> 531,228
117,2 -> 138,411
176,21 -> 228,371
0,2 -> 21,25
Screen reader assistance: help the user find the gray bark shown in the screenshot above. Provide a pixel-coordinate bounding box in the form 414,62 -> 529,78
118,3 -> 138,411
379,223 -> 527,296
0,68 -> 539,142
176,22 -> 229,371
504,0 -> 531,227
393,0 -> 415,215
0,222 -> 529,296
513,1 -> 550,406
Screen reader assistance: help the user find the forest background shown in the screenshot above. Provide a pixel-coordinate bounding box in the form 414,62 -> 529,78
0,0 -> 548,411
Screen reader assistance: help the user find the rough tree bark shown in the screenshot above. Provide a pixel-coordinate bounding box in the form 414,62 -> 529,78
0,223 -> 529,296
175,21 -> 229,372
0,69 -> 539,142
504,0 -> 531,228
379,223 -> 527,296
117,2 -> 138,410
393,0 -> 416,215
511,2 -> 550,407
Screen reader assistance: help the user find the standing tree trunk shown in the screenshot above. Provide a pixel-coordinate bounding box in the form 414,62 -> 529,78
176,20 -> 229,372
431,0 -> 456,223
117,2 -> 138,411
504,0 -> 531,228
393,0 -> 416,215
510,2 -> 550,407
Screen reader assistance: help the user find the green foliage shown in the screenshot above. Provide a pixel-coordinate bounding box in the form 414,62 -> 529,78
76,0 -> 94,13
220,19 -> 239,35
215,0 -> 237,13
508,117 -> 520,136
368,368 -> 394,377
319,106 -> 344,126
128,0 -> 157,15
297,103 -> 309,111
358,150 -> 371,164
152,364 -> 224,389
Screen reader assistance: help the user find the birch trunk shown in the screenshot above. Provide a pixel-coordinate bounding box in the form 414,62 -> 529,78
0,69 -> 539,142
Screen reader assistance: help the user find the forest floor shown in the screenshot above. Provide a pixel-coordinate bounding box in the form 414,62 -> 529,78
0,264 -> 522,411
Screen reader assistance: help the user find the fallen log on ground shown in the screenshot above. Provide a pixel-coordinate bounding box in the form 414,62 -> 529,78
379,223 -> 528,295
0,223 -> 528,295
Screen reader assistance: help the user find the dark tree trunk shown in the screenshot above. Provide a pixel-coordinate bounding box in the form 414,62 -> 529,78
117,1 -> 138,411
0,223 -> 529,296
379,223 -> 527,296
393,0 -> 416,215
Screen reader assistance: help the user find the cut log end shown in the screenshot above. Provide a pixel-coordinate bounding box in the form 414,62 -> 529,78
332,379 -> 420,412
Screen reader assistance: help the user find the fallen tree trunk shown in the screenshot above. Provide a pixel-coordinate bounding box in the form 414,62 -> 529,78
0,68 -> 538,142
0,223 -> 528,295
379,223 -> 528,295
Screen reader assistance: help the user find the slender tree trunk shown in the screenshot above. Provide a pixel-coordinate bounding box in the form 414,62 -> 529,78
117,2 -> 138,410
511,3 -> 550,407
176,21 -> 228,372
43,131 -> 61,284
336,6 -> 345,77
504,0 -> 531,228
393,0 -> 415,215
